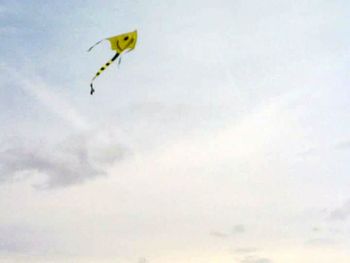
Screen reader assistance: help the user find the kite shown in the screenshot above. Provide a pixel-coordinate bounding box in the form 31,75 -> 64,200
88,30 -> 137,95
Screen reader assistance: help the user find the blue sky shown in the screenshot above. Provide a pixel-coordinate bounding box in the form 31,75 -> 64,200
0,0 -> 350,262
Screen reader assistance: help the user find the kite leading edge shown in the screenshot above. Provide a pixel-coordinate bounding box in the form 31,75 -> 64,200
88,30 -> 137,95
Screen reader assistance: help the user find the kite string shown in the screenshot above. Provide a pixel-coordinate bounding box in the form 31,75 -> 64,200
87,39 -> 105,52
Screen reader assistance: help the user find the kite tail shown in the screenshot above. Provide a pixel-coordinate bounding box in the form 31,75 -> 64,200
90,83 -> 95,95
89,52 -> 120,95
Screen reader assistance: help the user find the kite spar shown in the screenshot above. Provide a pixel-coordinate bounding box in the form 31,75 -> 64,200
88,30 -> 137,95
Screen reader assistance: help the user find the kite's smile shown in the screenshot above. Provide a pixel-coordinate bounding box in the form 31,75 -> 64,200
116,40 -> 122,51
116,38 -> 135,52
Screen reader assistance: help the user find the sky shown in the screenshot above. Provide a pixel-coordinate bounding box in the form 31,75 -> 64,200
0,0 -> 350,262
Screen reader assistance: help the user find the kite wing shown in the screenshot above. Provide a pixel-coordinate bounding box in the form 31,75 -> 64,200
107,30 -> 137,53
88,30 -> 137,95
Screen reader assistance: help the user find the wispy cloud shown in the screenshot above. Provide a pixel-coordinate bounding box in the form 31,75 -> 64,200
210,231 -> 229,239
0,131 -> 128,189
305,238 -> 340,247
334,141 -> 350,150
234,247 -> 258,254
0,64 -> 90,132
233,224 -> 246,235
20,76 -> 90,131
210,224 -> 246,239
240,256 -> 272,263
0,224 -> 54,253
329,200 -> 350,221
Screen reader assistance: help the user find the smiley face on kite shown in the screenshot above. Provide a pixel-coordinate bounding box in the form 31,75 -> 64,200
108,30 -> 137,54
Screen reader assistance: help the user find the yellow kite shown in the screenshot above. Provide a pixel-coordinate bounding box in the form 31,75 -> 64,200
88,30 -> 137,95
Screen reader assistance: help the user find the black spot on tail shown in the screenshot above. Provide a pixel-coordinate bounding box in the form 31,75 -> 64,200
90,83 -> 95,95
111,52 -> 120,61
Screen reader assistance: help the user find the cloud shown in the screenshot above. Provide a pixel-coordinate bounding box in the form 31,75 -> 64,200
312,227 -> 321,232
0,65 -> 90,132
0,224 -> 54,253
0,66 -> 130,189
210,224 -> 246,239
20,76 -> 90,131
329,200 -> 350,221
234,247 -> 258,254
240,256 -> 272,263
305,238 -> 339,247
233,224 -> 246,234
209,231 -> 229,239
0,131 -> 128,189
233,246 -> 270,263
334,141 -> 350,150
296,147 -> 319,157
210,224 -> 247,240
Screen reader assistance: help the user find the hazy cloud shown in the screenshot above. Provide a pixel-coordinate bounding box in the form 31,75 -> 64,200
138,258 -> 148,263
305,238 -> 339,247
0,224 -> 53,253
0,132 -> 128,189
20,76 -> 90,131
313,226 -> 320,231
334,141 -> 350,150
210,231 -> 229,238
233,224 -> 246,234
296,147 -> 319,157
329,200 -> 350,221
234,247 -> 258,254
211,224 -> 246,239
240,256 -> 272,263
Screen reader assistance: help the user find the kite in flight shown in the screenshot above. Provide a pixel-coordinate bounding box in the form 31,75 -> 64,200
88,30 -> 137,95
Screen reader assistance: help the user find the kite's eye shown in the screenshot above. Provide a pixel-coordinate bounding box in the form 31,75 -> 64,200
124,36 -> 129,41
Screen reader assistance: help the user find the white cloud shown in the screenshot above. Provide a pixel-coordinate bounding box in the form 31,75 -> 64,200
329,200 -> 350,221
20,76 -> 90,131
0,130 -> 128,188
240,256 -> 272,263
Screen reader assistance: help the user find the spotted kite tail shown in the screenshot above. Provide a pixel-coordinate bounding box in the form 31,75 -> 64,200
90,83 -> 95,95
89,52 -> 120,95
